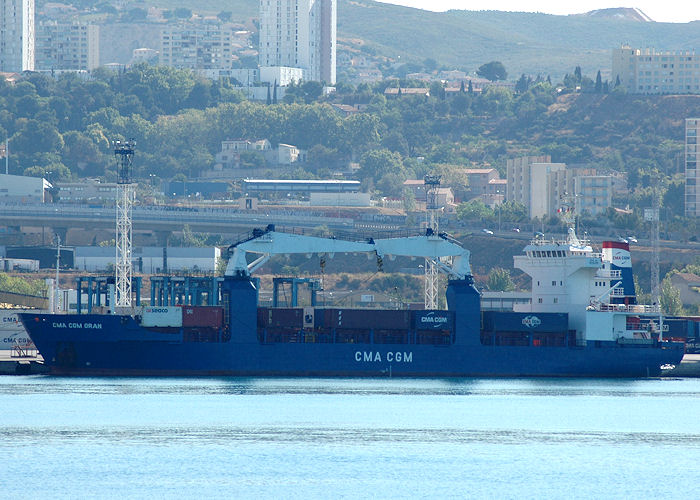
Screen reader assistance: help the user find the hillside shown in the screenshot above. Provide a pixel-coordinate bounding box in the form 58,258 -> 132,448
132,0 -> 700,79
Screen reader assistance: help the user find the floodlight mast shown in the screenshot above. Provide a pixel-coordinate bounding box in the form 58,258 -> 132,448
424,174 -> 442,310
114,139 -> 136,309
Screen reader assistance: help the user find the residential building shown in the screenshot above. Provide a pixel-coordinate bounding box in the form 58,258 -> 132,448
669,273 -> 700,307
258,0 -> 336,84
384,87 -> 430,98
131,47 -> 158,64
612,45 -> 700,94
0,0 -> 34,72
35,21 -> 99,71
259,65 -> 303,86
480,178 -> 507,207
507,155 -> 556,218
159,25 -> 239,70
402,179 -> 427,201
273,143 -> 302,165
507,156 -> 612,218
215,139 -> 272,167
686,118 -> 699,217
460,168 -> 500,196
574,175 -> 613,216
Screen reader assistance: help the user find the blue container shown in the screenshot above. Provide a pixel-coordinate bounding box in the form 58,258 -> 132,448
482,311 -> 568,333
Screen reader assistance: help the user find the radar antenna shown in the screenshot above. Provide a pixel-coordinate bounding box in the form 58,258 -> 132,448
114,139 -> 136,309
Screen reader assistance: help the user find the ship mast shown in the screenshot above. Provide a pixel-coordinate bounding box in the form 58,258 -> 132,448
424,174 -> 442,310
114,139 -> 136,309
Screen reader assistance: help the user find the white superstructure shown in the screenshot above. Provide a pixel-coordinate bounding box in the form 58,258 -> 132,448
514,228 -> 662,343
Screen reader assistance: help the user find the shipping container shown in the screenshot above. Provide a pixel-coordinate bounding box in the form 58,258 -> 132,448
141,306 -> 182,327
412,310 -> 455,330
182,306 -> 223,328
257,308 -> 304,328
331,309 -> 410,330
482,311 -> 568,333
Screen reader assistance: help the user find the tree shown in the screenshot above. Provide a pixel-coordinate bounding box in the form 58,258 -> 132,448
477,61 -> 507,82
358,148 -> 404,183
660,277 -> 683,316
487,267 -> 515,292
456,200 -> 493,221
217,11 -> 233,22
595,70 -> 603,93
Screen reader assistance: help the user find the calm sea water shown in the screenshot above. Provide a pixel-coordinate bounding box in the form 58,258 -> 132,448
2,376 -> 700,499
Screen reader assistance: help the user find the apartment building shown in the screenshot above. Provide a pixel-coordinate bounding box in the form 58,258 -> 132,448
687,118 -> 699,217
612,45 -> 700,94
574,175 -> 613,216
35,21 -> 99,71
160,25 -> 239,70
0,0 -> 34,72
258,0 -> 336,84
507,156 -> 612,218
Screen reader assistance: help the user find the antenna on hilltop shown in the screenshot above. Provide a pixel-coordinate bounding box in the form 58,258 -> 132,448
114,139 -> 136,310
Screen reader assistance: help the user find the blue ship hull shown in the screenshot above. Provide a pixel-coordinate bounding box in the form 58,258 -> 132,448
19,311 -> 684,378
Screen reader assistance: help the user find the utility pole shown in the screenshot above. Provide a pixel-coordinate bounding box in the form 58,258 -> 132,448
114,139 -> 136,310
644,184 -> 662,340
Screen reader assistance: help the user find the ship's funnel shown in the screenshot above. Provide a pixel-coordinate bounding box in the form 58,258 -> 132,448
602,241 -> 636,304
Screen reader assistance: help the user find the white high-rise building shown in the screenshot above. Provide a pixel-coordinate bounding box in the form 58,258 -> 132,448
686,118 -> 699,217
0,0 -> 34,72
258,0 -> 336,84
35,21 -> 99,71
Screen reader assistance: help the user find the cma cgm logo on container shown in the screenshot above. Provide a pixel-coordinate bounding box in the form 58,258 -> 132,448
522,315 -> 541,328
420,311 -> 448,325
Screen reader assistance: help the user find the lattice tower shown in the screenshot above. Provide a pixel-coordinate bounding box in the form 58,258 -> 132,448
114,140 -> 136,309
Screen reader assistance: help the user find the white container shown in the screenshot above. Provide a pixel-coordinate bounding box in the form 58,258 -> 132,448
0,310 -> 35,350
141,306 -> 182,327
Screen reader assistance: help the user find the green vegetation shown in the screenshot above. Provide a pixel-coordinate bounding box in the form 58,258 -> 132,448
1,62 -> 698,239
486,267 -> 515,292
0,273 -> 47,296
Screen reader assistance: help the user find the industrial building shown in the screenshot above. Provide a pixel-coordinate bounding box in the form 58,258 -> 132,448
0,173 -> 52,203
73,246 -> 221,274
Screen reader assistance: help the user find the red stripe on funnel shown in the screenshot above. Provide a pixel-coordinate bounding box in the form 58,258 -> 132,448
602,241 -> 630,251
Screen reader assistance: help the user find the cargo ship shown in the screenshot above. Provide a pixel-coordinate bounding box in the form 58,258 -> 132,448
19,226 -> 684,377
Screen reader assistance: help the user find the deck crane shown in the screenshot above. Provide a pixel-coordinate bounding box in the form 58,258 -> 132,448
226,226 -> 472,305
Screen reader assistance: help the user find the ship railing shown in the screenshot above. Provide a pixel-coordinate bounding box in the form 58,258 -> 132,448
596,269 -> 622,279
593,303 -> 661,314
529,236 -> 592,247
